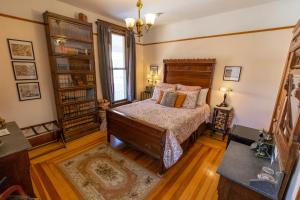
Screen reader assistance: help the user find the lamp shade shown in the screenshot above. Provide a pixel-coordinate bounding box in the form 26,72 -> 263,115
125,18 -> 135,29
220,87 -> 232,92
145,13 -> 157,25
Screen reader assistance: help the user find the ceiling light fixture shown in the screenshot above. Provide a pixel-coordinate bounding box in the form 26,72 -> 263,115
125,0 -> 158,41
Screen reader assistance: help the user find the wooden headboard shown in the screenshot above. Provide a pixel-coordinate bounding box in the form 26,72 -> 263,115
163,59 -> 216,104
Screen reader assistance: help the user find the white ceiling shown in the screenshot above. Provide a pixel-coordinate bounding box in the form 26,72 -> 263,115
58,0 -> 278,25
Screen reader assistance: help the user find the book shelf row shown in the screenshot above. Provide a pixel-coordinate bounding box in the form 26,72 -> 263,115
52,38 -> 92,56
60,89 -> 94,104
58,74 -> 94,88
63,101 -> 96,116
63,115 -> 96,130
55,57 -> 92,72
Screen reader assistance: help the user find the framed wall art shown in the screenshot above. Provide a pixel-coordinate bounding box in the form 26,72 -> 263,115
223,66 -> 242,82
12,61 -> 38,80
7,39 -> 35,60
16,82 -> 41,101
150,65 -> 159,75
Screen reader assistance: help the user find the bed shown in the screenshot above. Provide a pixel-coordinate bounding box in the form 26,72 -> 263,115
107,59 -> 216,174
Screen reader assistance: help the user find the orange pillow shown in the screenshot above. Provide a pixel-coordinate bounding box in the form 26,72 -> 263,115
175,93 -> 187,108
156,90 -> 164,104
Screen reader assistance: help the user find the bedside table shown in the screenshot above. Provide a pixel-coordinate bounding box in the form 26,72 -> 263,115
141,91 -> 152,100
211,106 -> 233,140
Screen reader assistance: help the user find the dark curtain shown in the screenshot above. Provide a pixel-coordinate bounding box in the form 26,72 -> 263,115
97,22 -> 114,102
126,31 -> 136,101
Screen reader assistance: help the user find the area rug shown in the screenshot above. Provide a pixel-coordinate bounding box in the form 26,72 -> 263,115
57,144 -> 161,200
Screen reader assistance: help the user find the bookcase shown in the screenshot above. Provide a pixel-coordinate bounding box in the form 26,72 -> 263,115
43,12 -> 100,142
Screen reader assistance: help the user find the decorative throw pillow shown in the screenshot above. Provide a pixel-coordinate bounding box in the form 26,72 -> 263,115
156,90 -> 164,104
151,85 -> 176,100
160,91 -> 178,107
178,90 -> 200,109
174,92 -> 187,108
177,84 -> 201,91
197,88 -> 209,106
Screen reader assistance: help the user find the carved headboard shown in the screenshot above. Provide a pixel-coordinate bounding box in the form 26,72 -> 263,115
163,59 -> 216,104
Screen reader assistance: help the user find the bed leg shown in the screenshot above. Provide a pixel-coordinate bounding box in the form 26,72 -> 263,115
157,158 -> 166,177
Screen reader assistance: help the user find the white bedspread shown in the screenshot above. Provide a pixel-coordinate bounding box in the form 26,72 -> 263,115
113,99 -> 210,168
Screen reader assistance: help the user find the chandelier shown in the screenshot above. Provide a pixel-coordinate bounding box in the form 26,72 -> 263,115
124,0 -> 157,40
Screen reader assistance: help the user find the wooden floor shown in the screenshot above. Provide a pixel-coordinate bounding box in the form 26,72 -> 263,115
29,131 -> 226,200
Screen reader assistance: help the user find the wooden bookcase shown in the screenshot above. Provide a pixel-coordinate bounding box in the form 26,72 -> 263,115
43,12 -> 99,142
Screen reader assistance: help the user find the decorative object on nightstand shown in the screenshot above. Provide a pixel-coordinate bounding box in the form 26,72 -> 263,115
212,106 -> 233,140
98,99 -> 110,131
217,87 -> 232,107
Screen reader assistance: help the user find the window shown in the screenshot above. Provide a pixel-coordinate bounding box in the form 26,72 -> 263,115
111,33 -> 127,102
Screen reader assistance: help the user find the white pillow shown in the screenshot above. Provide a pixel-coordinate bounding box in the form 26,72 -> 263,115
197,88 -> 209,106
178,90 -> 200,109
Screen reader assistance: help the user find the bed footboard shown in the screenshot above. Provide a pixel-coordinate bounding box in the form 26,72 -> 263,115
107,109 -> 167,174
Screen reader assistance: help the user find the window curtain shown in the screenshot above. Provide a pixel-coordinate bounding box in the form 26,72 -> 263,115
126,31 -> 136,102
97,22 -> 114,102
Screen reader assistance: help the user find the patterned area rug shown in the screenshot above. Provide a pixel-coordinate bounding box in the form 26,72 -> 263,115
57,144 -> 161,200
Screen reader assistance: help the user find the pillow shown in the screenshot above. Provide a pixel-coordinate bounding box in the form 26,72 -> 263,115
156,90 -> 164,104
177,84 -> 201,91
174,92 -> 187,108
178,90 -> 200,109
197,88 -> 209,106
160,91 -> 178,107
151,85 -> 176,100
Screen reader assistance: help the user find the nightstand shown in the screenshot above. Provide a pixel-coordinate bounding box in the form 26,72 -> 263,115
140,91 -> 152,100
211,106 -> 233,140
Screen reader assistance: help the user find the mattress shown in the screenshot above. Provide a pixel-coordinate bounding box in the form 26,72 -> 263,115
113,99 -> 210,168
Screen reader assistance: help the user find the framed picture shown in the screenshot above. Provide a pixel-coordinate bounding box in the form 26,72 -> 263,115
16,82 -> 41,101
12,61 -> 38,80
150,65 -> 158,75
7,39 -> 35,60
223,66 -> 242,82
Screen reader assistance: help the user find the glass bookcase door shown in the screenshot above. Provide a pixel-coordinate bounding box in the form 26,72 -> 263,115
51,38 -> 92,56
59,88 -> 95,104
48,18 -> 92,41
57,74 -> 95,88
55,57 -> 93,72
63,101 -> 97,119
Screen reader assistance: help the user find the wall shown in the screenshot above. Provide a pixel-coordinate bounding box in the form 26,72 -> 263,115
0,0 -> 144,127
143,0 -> 300,44
143,29 -> 292,129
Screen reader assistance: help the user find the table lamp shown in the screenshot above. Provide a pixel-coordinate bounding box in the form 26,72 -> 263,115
218,87 -> 232,107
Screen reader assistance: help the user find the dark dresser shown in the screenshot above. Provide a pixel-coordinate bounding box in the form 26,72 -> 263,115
217,141 -> 282,200
0,122 -> 34,196
227,125 -> 261,147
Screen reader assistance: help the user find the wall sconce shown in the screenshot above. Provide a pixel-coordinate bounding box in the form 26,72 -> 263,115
217,87 -> 232,107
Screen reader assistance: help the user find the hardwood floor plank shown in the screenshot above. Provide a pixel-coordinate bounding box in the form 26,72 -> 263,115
34,163 -> 62,200
30,131 -> 226,200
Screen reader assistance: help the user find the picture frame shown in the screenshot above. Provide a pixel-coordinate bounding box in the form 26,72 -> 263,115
150,65 -> 159,75
223,66 -> 242,82
7,39 -> 35,60
16,82 -> 41,101
12,61 -> 38,80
